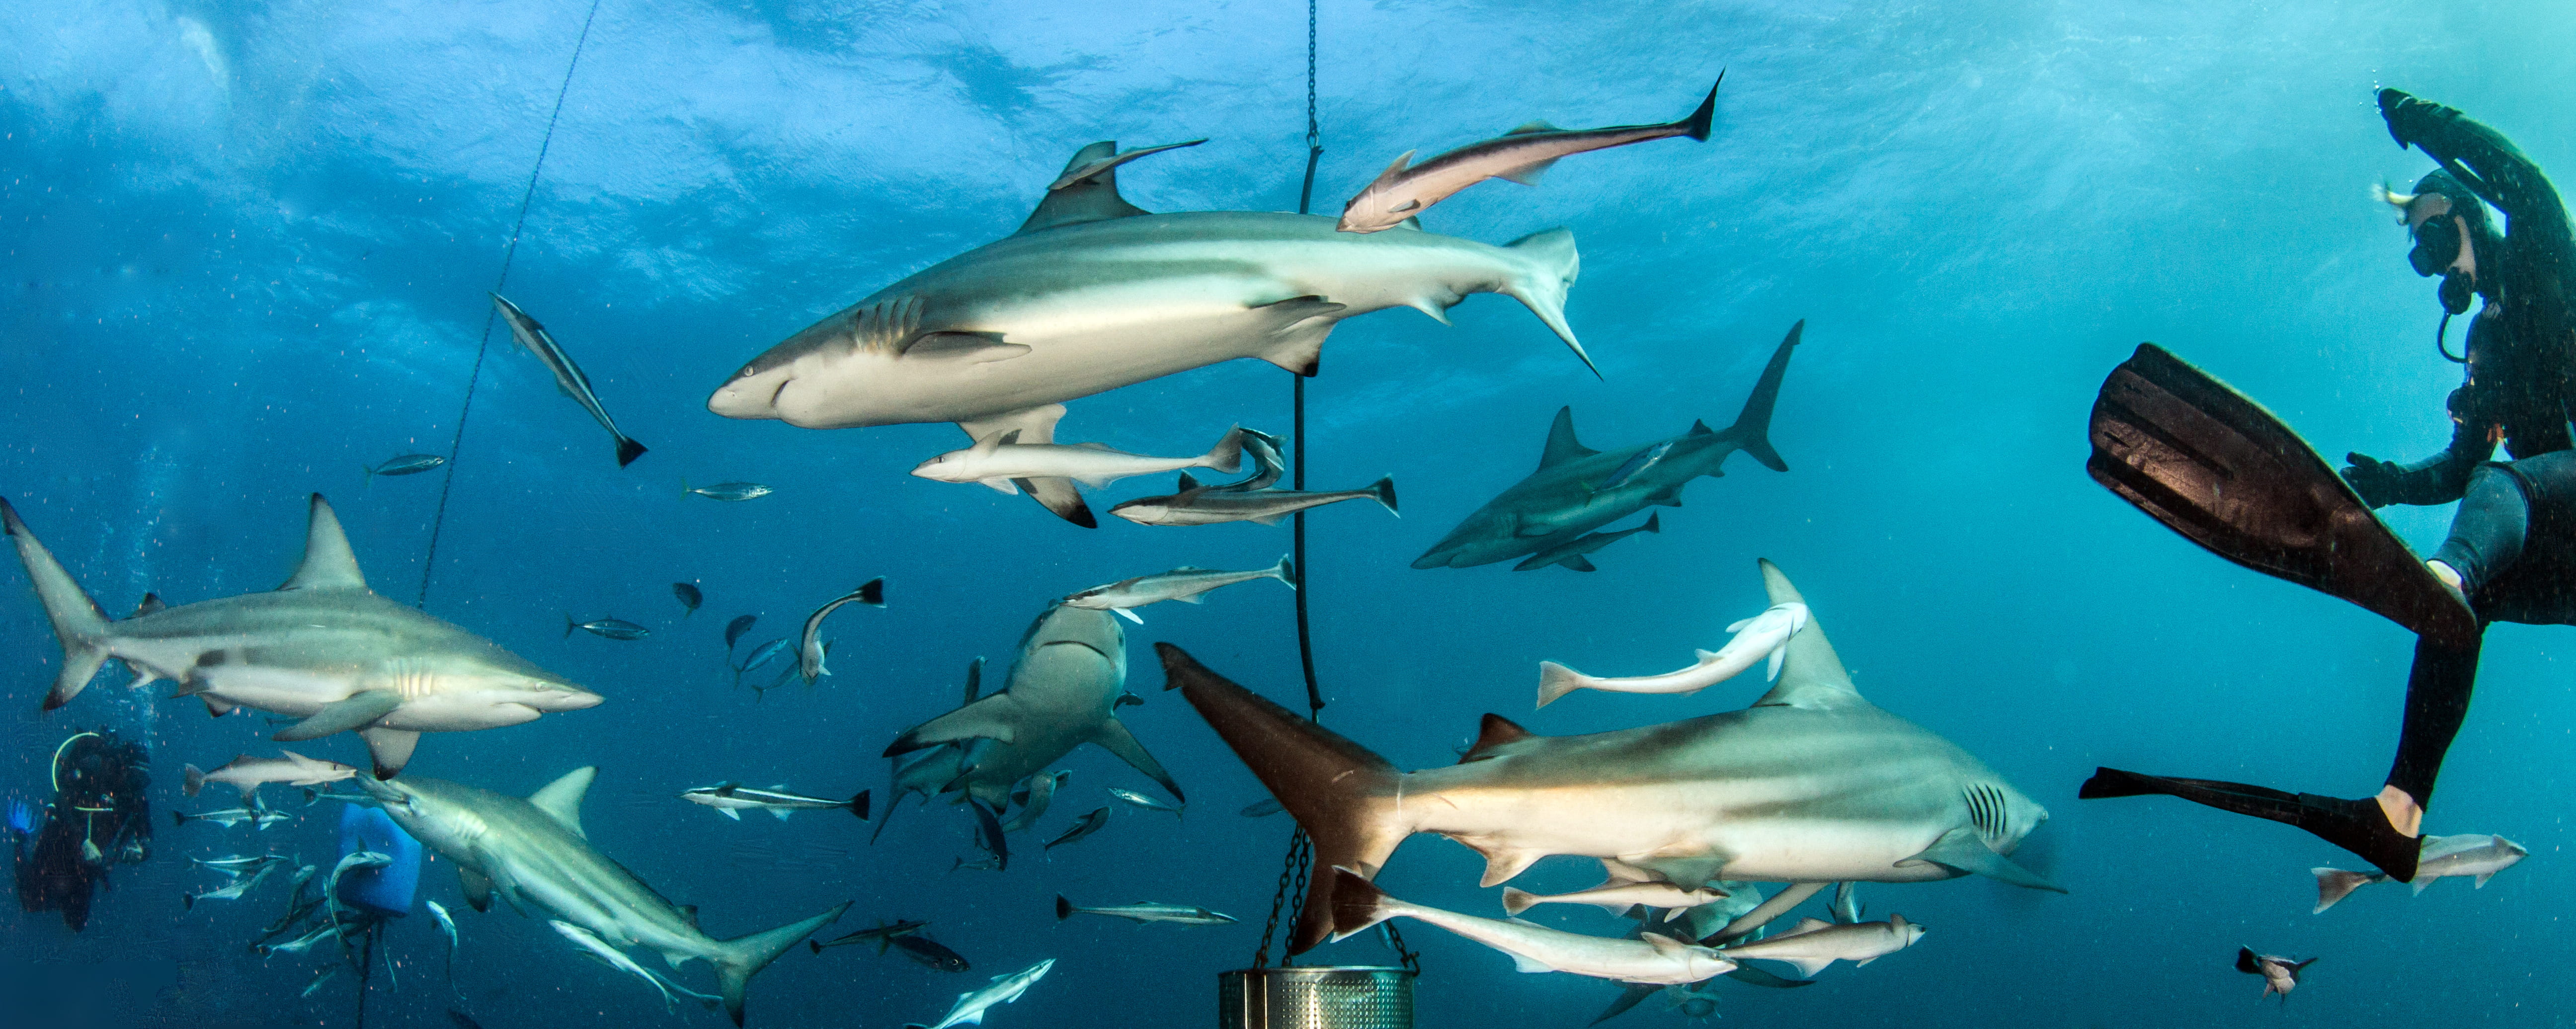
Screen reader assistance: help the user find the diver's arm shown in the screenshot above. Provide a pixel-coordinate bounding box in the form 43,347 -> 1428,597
2380,89 -> 2574,245
2344,413 -> 2495,507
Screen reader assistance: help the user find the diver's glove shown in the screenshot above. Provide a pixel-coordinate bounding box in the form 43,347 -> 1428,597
2378,89 -> 2455,152
2343,451 -> 2406,507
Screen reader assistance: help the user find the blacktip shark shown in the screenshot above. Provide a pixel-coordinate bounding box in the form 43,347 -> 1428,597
1062,555 -> 1296,623
360,767 -> 851,1026
1515,512 -> 1659,572
2,494 -> 600,779
1053,896 -> 1237,926
1715,914 -> 1924,977
913,426 -> 1248,527
1415,321 -> 1801,570
905,958 -> 1053,1029
491,293 -> 647,468
2234,948 -> 2316,1003
1338,75 -> 1722,234
1158,558 -> 2059,955
2311,833 -> 2526,913
881,603 -> 1183,811
1331,869 -> 1736,984
799,577 -> 886,683
1535,601 -> 1807,708
184,751 -> 357,799
707,139 -> 1594,444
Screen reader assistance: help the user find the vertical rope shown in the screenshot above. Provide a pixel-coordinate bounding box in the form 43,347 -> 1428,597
414,0 -> 606,608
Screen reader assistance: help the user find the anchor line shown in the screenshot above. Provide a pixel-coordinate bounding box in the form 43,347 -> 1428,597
414,0 -> 606,608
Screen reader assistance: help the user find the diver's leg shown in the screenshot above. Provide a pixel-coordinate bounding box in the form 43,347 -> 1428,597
2079,769 -> 2425,879
2377,635 -> 2483,836
2427,463 -> 2530,593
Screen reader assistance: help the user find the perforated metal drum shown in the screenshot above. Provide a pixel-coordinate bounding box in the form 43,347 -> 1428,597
1218,966 -> 1415,1029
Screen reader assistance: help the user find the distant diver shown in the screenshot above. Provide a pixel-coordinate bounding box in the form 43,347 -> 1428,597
13,729 -> 154,931
2078,90 -> 2575,882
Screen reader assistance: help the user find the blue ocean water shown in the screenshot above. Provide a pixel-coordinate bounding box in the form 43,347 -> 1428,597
5,0 -> 2575,1025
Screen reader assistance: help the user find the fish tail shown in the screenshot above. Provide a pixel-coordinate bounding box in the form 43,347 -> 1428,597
615,436 -> 647,469
1534,661 -> 1589,709
1499,887 -> 1539,916
0,499 -> 114,710
1275,554 -> 1299,589
1677,71 -> 1722,141
846,790 -> 871,821
1204,426 -> 1247,474
564,613 -> 578,638
712,901 -> 851,1027
1055,895 -> 1075,921
1326,868 -> 1400,942
183,765 -> 206,797
1721,319 -> 1801,473
1368,476 -> 1399,516
1157,644 -> 1408,956
2311,868 -> 2382,913
1499,228 -> 1592,377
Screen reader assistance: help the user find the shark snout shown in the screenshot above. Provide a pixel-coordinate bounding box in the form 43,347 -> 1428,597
708,362 -> 793,420
539,688 -> 605,712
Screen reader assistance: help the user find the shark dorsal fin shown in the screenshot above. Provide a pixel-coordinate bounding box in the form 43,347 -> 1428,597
963,655 -> 985,704
1538,407 -> 1599,470
677,904 -> 700,929
278,494 -> 369,592
1506,121 -> 1561,136
1747,560 -> 1863,710
1459,712 -> 1538,763
1687,419 -> 1715,437
131,593 -> 165,618
1017,142 -> 1151,236
527,767 -> 598,838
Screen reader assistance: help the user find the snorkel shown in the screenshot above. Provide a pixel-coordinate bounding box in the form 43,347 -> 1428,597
2380,172 -> 2488,362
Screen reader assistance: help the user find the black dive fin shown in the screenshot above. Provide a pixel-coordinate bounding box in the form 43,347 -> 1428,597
2079,767 -> 2422,881
2088,343 -> 2477,648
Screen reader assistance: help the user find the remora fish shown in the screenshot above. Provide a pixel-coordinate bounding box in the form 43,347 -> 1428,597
685,480 -> 774,502
999,770 -> 1068,834
1512,512 -> 1659,573
906,958 -> 1053,1029
967,798 -> 1009,871
1106,788 -> 1183,818
2,494 -> 600,778
800,578 -> 886,683
881,603 -> 1183,812
428,898 -> 460,982
1109,474 -> 1396,527
673,583 -> 703,617
185,750 -> 357,799
564,615 -> 650,641
1330,869 -> 1733,984
682,783 -> 871,822
491,293 -> 647,467
2235,948 -> 2316,1003
891,934 -> 971,972
1207,429 -> 1288,492
174,800 -> 294,830
190,853 -> 290,877
1416,322 -> 1801,570
1535,601 -> 1809,708
1239,798 -> 1285,818
1337,76 -> 1722,233
1044,807 -> 1110,850
1158,558 -> 2060,955
184,860 -> 280,909
808,919 -> 929,954
1716,914 -> 1925,976
707,140 -> 1593,441
361,768 -> 851,1026
552,919 -> 723,1014
913,426 -> 1248,527
1063,556 -> 1295,624
1499,880 -> 1729,921
1054,896 -> 1236,926
364,454 -> 447,482
2311,833 -> 2528,913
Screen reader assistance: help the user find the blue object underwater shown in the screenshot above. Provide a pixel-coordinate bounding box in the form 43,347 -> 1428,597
335,804 -> 420,919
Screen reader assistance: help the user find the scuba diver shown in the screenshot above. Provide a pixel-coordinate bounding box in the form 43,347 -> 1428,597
2078,89 -> 2576,882
12,729 -> 154,930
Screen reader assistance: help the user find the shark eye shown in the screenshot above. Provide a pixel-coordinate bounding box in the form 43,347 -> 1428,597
739,366 -> 757,378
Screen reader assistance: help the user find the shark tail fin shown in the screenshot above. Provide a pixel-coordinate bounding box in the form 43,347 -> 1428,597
1534,661 -> 1588,709
1157,644 -> 1407,955
2311,868 -> 2382,913
711,902 -> 850,1027
1499,228 -> 1594,378
1721,320 -> 1801,473
0,499 -> 114,710
1327,867 -> 1399,942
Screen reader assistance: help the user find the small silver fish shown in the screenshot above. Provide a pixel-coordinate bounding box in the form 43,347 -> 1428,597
427,899 -> 458,950
1238,798 -> 1285,818
564,615 -> 650,640
184,861 -> 280,909
1106,788 -> 1183,818
672,583 -> 703,617
684,480 -> 773,502
363,454 -> 448,482
1054,896 -> 1237,926
1044,807 -> 1110,850
724,614 -> 758,651
303,964 -> 340,998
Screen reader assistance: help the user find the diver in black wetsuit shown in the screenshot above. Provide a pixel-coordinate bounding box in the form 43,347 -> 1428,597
12,729 -> 153,931
2079,90 -> 2576,882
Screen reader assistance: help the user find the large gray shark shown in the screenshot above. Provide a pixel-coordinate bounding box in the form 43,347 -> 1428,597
361,768 -> 848,1026
1,494 -> 599,778
1157,558 -> 2059,954
706,140 -> 1591,450
881,603 -> 1182,810
1414,321 -> 1802,570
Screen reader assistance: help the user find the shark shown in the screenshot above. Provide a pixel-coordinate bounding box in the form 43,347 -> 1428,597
1156,557 -> 2059,955
706,140 -> 1592,449
1414,321 -> 1801,570
360,767 -> 849,1026
2,494 -> 600,778
881,603 -> 1182,811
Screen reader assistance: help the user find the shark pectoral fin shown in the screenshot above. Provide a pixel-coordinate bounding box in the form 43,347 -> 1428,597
201,695 -> 237,718
905,333 -> 1028,363
1089,717 -> 1185,804
1722,964 -> 1816,989
1474,845 -> 1546,887
527,767 -> 598,838
978,478 -> 1020,495
358,726 -> 421,779
2411,878 -> 2433,896
1562,555 -> 1597,572
1251,296 -> 1348,377
1895,827 -> 2066,893
277,495 -> 371,592
1853,955 -> 1879,967
883,696 -> 1024,757
1019,477 -> 1097,528
1115,608 -> 1144,625
459,866 -> 495,912
957,404 -> 1066,448
2475,872 -> 2495,888
272,690 -> 402,742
